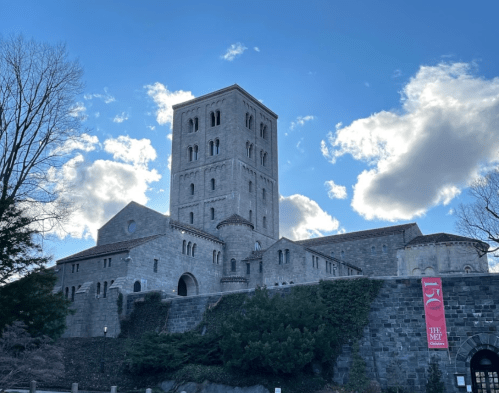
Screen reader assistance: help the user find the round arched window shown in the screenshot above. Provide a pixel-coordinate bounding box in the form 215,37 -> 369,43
128,221 -> 136,233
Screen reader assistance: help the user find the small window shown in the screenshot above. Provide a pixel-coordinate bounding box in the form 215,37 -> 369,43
187,242 -> 192,255
209,140 -> 214,156
246,142 -> 253,158
260,151 -> 267,166
154,259 -> 158,273
217,252 -> 220,264
72,264 -> 75,273
103,281 -> 108,298
97,282 -> 101,295
341,250 -> 345,259
464,266 -> 472,273
210,207 -> 215,220
216,110 -> 220,126
371,246 -> 375,255
194,117 -> 199,132
192,244 -> 197,257
255,241 -> 261,251
245,113 -> 249,128
188,146 -> 193,161
231,259 -> 236,272
190,183 -> 195,195
248,115 -> 253,130
108,258 -> 112,267
71,286 -> 75,302
382,245 -> 387,253
211,178 -> 215,190
190,212 -> 194,224
260,123 -> 266,139
285,249 -> 290,264
104,259 -> 107,268
259,261 -> 263,273
249,210 -> 252,222
249,181 -> 253,193
133,281 -> 141,293
262,188 -> 266,201
211,112 -> 215,127
65,287 -> 69,299
188,118 -> 194,133
278,250 -> 283,265
193,145 -> 198,160
246,263 -> 250,274
215,139 -> 220,154
213,250 -> 217,263
263,216 -> 267,229
182,240 -> 186,254
76,263 -> 79,272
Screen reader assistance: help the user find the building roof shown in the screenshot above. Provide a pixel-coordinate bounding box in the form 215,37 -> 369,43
296,223 -> 419,247
242,250 -> 266,261
170,220 -> 224,244
57,234 -> 163,264
171,84 -> 278,118
216,214 -> 254,230
405,233 -> 490,248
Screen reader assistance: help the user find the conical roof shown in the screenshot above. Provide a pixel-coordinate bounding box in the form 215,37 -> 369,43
216,214 -> 254,230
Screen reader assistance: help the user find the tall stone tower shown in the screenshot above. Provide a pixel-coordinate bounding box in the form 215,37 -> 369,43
170,85 -> 279,248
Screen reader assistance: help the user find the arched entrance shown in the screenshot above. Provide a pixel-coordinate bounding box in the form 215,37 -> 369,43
177,273 -> 199,296
471,350 -> 499,393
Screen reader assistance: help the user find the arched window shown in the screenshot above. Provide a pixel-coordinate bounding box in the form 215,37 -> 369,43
260,123 -> 266,139
255,241 -> 261,251
217,252 -> 220,264
262,188 -> 266,201
193,145 -> 198,160
96,282 -> 101,295
263,216 -> 267,228
209,140 -> 214,156
465,266 -> 472,273
259,261 -> 263,273
133,281 -> 141,292
103,281 -> 108,298
249,181 -> 252,193
263,152 -> 267,166
65,287 -> 69,299
278,250 -> 283,264
382,244 -> 387,253
182,240 -> 186,254
71,286 -> 75,302
246,263 -> 250,274
371,246 -> 375,255
189,212 -> 194,224
245,113 -> 249,128
211,112 -> 215,127
210,207 -> 215,220
190,183 -> 195,195
192,244 -> 197,257
188,118 -> 194,133
211,178 -> 215,190
188,146 -> 193,161
248,115 -> 253,130
215,139 -> 220,154
187,242 -> 192,255
246,142 -> 251,158
213,250 -> 217,263
194,117 -> 199,131
231,259 -> 236,272
285,249 -> 290,264
216,110 -> 220,126
249,210 -> 252,222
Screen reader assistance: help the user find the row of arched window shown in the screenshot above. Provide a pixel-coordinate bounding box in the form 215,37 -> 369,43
188,117 -> 199,133
186,111 -> 221,133
278,249 -> 290,264
187,139 -> 220,161
245,113 -> 268,140
248,210 -> 267,228
213,250 -> 221,264
248,181 -> 267,200
189,178 -> 217,196
65,285 -> 80,302
312,255 -> 320,268
96,280 -> 114,297
182,240 -> 197,257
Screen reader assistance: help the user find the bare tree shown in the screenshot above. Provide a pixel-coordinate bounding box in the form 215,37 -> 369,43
456,169 -> 499,256
0,35 -> 85,281
0,321 -> 64,391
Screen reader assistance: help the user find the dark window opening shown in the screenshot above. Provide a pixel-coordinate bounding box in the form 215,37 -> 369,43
190,183 -> 195,195
108,258 -> 111,267
188,146 -> 193,161
71,286 -> 75,302
210,207 -> 215,220
193,145 -> 198,160
97,282 -> 101,295
190,212 -> 194,224
285,249 -> 290,264
259,261 -> 263,273
178,277 -> 187,296
65,287 -> 69,299
263,216 -> 267,229
103,281 -> 108,298
194,117 -> 199,131
187,241 -> 192,255
154,259 -> 158,273
76,264 -> 79,272
216,110 -> 220,126
211,178 -> 215,190
278,250 -> 283,265
246,263 -> 250,274
182,240 -> 186,254
192,244 -> 197,257
188,118 -> 194,133
262,188 -> 266,201
249,210 -> 252,222
213,250 -> 217,264
215,139 -> 220,154
231,259 -> 236,272
217,252 -> 220,264
133,281 -> 141,293
211,112 -> 215,127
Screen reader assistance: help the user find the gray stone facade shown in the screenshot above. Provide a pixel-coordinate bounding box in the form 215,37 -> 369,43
55,85 -> 489,339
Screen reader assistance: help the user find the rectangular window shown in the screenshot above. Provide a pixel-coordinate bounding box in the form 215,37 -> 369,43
72,264 -> 75,273
246,263 -> 250,274
108,258 -> 112,267
104,258 -> 107,268
76,264 -> 79,272
154,259 -> 158,273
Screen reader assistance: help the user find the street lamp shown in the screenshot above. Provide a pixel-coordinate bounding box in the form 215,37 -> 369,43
100,326 -> 107,373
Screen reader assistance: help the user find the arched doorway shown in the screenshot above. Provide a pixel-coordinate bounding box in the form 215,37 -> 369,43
177,273 -> 199,296
471,350 -> 499,393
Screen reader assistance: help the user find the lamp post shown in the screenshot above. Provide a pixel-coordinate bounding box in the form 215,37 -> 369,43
100,326 -> 107,373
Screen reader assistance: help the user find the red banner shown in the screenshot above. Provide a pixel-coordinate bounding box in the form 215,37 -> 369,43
422,277 -> 448,349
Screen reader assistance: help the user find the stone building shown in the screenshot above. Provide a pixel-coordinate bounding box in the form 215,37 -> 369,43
54,85 -> 489,338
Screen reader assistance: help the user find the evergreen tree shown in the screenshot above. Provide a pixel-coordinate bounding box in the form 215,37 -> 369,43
426,357 -> 444,393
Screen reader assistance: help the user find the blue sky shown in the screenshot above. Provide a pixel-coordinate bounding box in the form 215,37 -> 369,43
3,0 -> 499,268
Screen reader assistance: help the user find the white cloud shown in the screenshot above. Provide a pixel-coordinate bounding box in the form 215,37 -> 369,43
279,194 -> 340,240
104,135 -> 157,167
84,88 -> 115,104
322,62 -> 499,221
50,136 -> 161,240
113,112 -> 128,123
447,208 -> 454,216
254,47 -> 260,52
145,82 -> 195,129
290,115 -> 315,130
147,125 -> 156,131
53,133 -> 99,155
221,42 -> 247,61
69,102 -> 87,121
325,180 -> 347,200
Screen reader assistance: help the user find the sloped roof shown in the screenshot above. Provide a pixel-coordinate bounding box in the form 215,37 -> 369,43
296,223 -> 419,247
57,234 -> 163,264
216,214 -> 254,230
405,233 -> 489,248
170,220 -> 224,244
242,250 -> 266,261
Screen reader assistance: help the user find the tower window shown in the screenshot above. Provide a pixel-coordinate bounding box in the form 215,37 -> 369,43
278,250 -> 283,265
249,181 -> 253,193
104,258 -> 107,268
211,178 -> 215,190
382,244 -> 387,253
194,117 -> 199,131
189,212 -> 194,224
188,118 -> 194,133
65,287 -> 69,299
188,146 -> 193,161
249,210 -> 252,222
263,216 -> 267,228
192,244 -> 197,257
215,139 -> 220,154
246,142 -> 253,158
260,151 -> 267,166
154,259 -> 158,273
260,123 -> 266,139
182,240 -> 186,254
217,251 -> 220,264
211,112 -> 216,127
213,250 -> 217,263
285,249 -> 290,264
96,282 -> 101,296
371,246 -> 375,255
190,183 -> 195,195
248,115 -> 253,130
133,281 -> 141,292
255,241 -> 261,251
259,261 -> 263,273
71,286 -> 75,302
210,207 -> 215,220
187,241 -> 192,255
231,259 -> 236,272
103,281 -> 108,298
341,250 -> 345,259
246,263 -> 250,274
209,140 -> 214,156
193,145 -> 198,160
262,188 -> 266,201
216,110 -> 220,126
